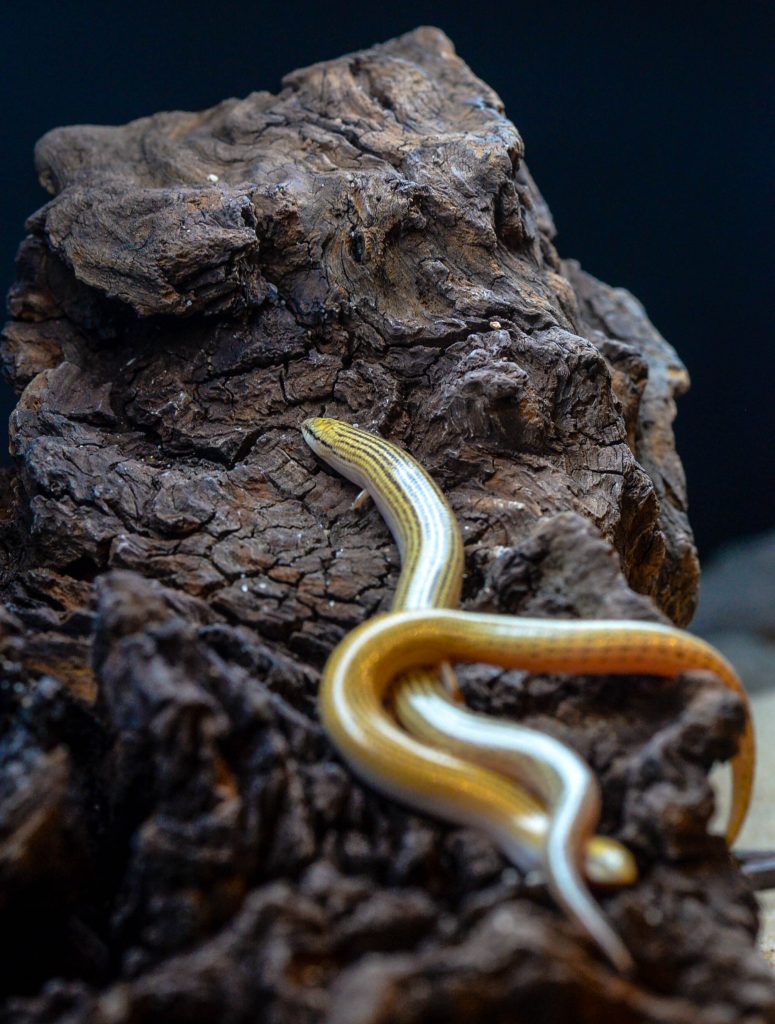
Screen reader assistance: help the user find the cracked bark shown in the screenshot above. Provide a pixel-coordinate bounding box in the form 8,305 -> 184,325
1,26 -> 772,1024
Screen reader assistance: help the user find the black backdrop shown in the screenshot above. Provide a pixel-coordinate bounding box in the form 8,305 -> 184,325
2,1 -> 772,559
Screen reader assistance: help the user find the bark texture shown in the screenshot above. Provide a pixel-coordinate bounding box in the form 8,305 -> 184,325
1,26 -> 772,1024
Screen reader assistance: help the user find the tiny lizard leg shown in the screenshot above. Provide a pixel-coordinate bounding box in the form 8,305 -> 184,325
439,661 -> 465,703
351,488 -> 372,512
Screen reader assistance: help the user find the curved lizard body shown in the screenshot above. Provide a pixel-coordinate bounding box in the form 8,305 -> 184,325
302,416 -> 753,973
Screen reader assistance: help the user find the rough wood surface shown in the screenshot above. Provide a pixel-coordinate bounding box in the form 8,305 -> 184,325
1,27 -> 772,1023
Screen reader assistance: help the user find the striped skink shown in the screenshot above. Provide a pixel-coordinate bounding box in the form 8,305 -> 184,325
302,417 -> 754,972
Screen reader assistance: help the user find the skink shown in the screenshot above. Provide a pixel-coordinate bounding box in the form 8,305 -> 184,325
302,417 -> 754,972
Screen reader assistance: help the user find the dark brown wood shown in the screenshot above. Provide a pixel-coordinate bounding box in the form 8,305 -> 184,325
1,26 -> 772,1023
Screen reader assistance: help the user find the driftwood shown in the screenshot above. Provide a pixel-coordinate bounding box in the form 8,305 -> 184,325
1,26 -> 773,1023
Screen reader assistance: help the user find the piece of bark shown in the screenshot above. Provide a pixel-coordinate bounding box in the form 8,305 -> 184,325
1,26 -> 772,1023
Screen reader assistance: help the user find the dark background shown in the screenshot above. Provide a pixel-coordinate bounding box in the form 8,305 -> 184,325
2,1 -> 772,561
